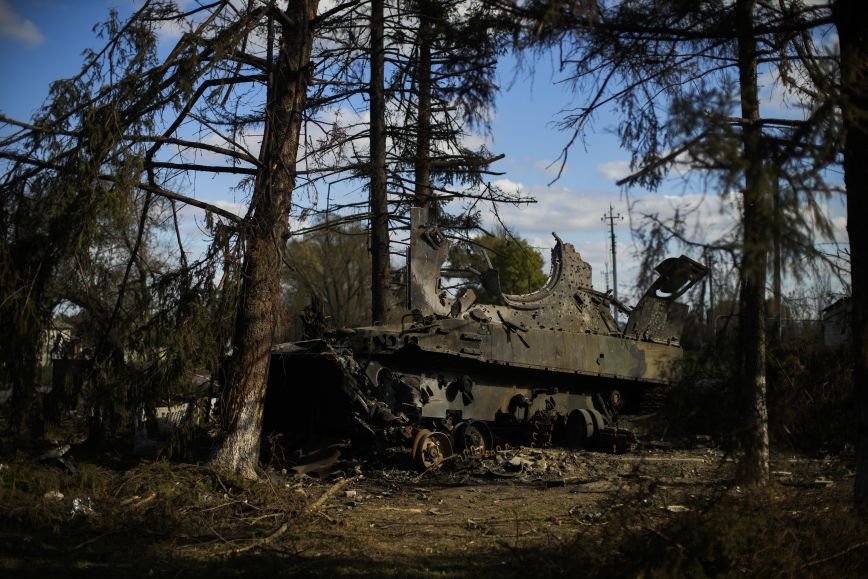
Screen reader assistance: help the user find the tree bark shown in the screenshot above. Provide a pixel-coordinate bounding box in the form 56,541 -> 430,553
414,9 -> 433,207
735,0 -> 770,486
369,0 -> 390,324
834,0 -> 868,509
210,0 -> 319,479
771,178 -> 782,343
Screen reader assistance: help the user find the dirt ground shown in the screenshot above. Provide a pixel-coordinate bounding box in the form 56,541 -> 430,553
2,439 -> 866,578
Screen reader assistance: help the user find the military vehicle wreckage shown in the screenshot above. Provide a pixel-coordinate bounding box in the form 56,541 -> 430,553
264,207 -> 706,470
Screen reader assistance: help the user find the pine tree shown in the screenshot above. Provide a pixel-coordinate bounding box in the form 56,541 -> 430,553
506,0 -> 842,486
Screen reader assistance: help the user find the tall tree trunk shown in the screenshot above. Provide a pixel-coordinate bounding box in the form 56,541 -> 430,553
211,0 -> 319,479
707,253 -> 715,336
735,0 -> 770,486
369,0 -> 390,324
414,9 -> 432,207
834,0 -> 868,509
771,178 -> 782,343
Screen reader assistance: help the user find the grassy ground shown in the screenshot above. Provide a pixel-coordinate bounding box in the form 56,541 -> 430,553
2,443 -> 866,578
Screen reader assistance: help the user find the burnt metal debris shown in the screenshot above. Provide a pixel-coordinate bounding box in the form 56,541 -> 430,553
264,206 -> 706,472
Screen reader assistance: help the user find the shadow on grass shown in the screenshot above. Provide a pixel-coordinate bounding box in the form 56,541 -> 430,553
6,490 -> 867,579
3,450 -> 867,578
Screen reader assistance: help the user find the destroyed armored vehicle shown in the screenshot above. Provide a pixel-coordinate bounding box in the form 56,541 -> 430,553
264,206 -> 706,469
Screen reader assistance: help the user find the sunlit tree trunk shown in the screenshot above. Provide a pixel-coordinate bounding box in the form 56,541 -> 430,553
735,0 -> 770,486
211,0 -> 320,478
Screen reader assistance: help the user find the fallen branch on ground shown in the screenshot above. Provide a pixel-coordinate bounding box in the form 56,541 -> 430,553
803,540 -> 868,569
304,475 -> 360,515
230,522 -> 289,555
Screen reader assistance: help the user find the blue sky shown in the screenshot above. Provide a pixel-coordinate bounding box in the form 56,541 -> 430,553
0,0 -> 849,307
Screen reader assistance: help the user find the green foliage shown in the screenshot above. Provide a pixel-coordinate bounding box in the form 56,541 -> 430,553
657,330 -> 854,454
0,2 -> 244,442
767,341 -> 855,453
282,220 -> 373,338
0,2 -> 166,434
448,230 -> 547,304
379,0 -> 526,209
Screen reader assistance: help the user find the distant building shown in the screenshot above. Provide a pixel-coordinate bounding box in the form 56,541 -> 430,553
823,297 -> 852,348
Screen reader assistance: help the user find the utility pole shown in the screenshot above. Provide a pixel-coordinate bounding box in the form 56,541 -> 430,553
601,204 -> 624,324
603,261 -> 610,293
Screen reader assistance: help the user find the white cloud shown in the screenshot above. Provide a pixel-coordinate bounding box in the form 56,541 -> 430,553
213,200 -> 246,217
317,0 -> 341,16
0,0 -> 44,46
482,186 -> 653,298
629,191 -> 740,245
176,199 -> 246,221
475,181 -> 748,300
831,216 -> 847,242
463,131 -> 493,151
598,160 -> 631,182
758,67 -> 813,118
193,130 -> 262,163
156,17 -> 188,41
491,177 -> 523,196
487,184 -> 625,236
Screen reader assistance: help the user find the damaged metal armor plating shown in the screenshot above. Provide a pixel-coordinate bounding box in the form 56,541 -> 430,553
265,206 -> 706,469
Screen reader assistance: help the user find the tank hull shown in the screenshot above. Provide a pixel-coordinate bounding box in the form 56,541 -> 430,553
264,205 -> 706,457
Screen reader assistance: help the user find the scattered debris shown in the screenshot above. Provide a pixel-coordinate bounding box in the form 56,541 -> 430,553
38,444 -> 70,461
506,456 -> 534,472
665,505 -> 690,513
304,476 -> 361,515
779,477 -> 835,489
70,497 -> 95,517
38,444 -> 77,475
121,492 -> 157,509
